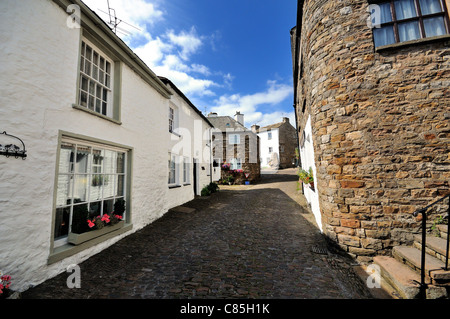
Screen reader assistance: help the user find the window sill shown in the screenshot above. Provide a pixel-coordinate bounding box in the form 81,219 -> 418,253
72,104 -> 122,125
183,183 -> 191,186
48,222 -> 133,265
375,34 -> 450,52
170,131 -> 181,138
169,184 -> 181,189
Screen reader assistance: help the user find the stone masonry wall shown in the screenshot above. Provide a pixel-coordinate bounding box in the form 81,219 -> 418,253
214,133 -> 261,184
278,120 -> 299,169
296,0 -> 450,261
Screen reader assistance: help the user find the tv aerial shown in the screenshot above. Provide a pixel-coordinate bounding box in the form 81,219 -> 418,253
97,0 -> 141,37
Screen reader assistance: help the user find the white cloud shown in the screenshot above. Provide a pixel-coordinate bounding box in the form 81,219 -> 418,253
82,1 -> 294,124
210,80 -> 293,127
166,27 -> 203,61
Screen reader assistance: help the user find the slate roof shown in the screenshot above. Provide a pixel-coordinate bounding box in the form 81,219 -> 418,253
257,122 -> 285,132
207,116 -> 252,132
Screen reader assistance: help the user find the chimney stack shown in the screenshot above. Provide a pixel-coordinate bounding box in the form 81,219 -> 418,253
282,117 -> 289,123
234,111 -> 244,126
208,112 -> 218,117
251,124 -> 260,133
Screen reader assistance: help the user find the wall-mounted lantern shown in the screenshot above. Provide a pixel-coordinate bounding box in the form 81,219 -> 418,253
0,131 -> 27,159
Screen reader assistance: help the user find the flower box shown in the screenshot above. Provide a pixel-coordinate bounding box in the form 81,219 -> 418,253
68,220 -> 125,245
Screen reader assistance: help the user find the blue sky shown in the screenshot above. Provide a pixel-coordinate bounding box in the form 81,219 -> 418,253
83,0 -> 297,128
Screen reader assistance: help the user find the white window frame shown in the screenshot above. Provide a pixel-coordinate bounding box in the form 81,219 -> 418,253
54,138 -> 128,247
269,147 -> 273,154
169,107 -> 175,133
230,158 -> 242,170
79,38 -> 114,118
229,134 -> 240,144
183,157 -> 191,184
168,153 -> 180,187
268,131 -> 272,140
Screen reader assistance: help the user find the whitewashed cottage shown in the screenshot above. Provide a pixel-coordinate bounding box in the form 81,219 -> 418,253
0,0 -> 213,292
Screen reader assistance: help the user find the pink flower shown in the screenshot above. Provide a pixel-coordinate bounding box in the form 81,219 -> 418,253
114,214 -> 123,220
101,214 -> 110,223
87,219 -> 95,228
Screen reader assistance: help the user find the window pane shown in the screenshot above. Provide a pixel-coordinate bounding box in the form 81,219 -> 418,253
85,61 -> 91,76
116,152 -> 125,173
74,175 -> 88,203
372,2 -> 393,25
105,74 -> 110,88
116,175 -> 125,197
59,142 -> 75,173
56,174 -> 72,207
81,76 -> 88,92
394,0 -> 417,20
96,99 -> 101,113
114,198 -> 126,215
86,45 -> 92,61
102,199 -> 114,215
80,91 -> 87,107
89,201 -> 102,216
93,65 -> 98,81
99,70 -> 105,85
379,2 -> 393,23
54,207 -> 70,239
76,145 -> 91,174
398,21 -> 421,41
89,80 -> 95,95
419,0 -> 443,14
71,203 -> 89,234
423,16 -> 447,37
80,57 -> 84,72
100,57 -> 105,70
92,149 -> 103,172
89,95 -> 95,111
93,52 -> 99,65
102,150 -> 116,174
103,175 -> 114,198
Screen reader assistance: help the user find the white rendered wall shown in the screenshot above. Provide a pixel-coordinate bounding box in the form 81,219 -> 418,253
258,129 -> 280,168
299,116 -> 322,232
167,88 -> 212,208
0,0 -> 181,292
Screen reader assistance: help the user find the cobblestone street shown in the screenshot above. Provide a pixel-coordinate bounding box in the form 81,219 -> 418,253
22,169 -> 375,300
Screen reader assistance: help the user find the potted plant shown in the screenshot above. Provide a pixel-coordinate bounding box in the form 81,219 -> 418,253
68,200 -> 126,245
298,167 -> 314,190
0,273 -> 12,299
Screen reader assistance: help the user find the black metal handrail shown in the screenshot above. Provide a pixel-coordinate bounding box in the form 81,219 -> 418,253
413,193 -> 449,299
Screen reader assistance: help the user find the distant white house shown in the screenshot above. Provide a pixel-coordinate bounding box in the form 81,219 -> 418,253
0,0 -> 212,292
252,117 -> 298,170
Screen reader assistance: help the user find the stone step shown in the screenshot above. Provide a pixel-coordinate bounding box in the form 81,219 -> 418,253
393,246 -> 450,283
373,256 -> 421,299
414,234 -> 450,265
437,224 -> 448,238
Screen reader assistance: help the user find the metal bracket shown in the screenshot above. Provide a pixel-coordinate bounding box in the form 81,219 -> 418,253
0,131 -> 27,159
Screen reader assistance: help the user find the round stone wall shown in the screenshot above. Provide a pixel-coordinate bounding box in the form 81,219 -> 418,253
297,0 -> 450,262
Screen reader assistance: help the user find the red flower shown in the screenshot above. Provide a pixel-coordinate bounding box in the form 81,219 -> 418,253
101,214 -> 110,223
87,219 -> 95,228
